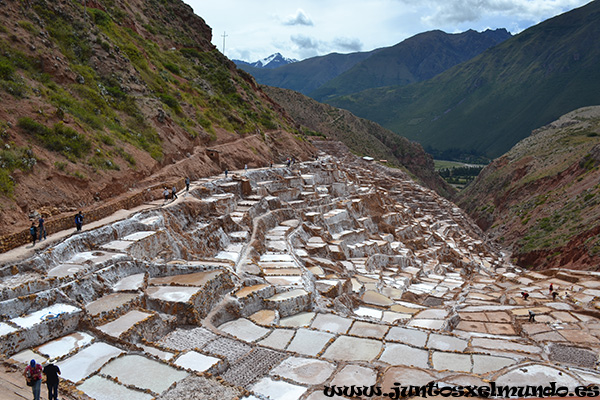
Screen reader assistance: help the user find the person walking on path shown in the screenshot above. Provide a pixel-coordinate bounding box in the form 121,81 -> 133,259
225,168 -> 228,178
29,222 -> 37,247
171,186 -> 178,200
43,363 -> 61,400
24,359 -> 42,400
163,187 -> 169,203
185,177 -> 190,192
74,211 -> 84,232
38,216 -> 46,241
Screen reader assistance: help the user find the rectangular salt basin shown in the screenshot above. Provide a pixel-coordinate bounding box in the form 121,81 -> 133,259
10,349 -> 47,365
66,251 -> 125,265
47,263 -> 85,278
146,286 -> 201,303
215,251 -> 239,262
122,231 -> 156,241
11,304 -> 80,328
100,354 -> 188,394
113,273 -> 145,291
58,342 -> 123,383
37,332 -> 94,359
260,254 -> 295,262
174,351 -> 221,372
0,322 -> 17,337
78,375 -> 153,400
97,310 -> 152,337
101,240 -> 134,251
85,293 -> 139,316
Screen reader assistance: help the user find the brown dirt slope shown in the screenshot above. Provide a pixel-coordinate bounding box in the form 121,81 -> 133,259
0,0 -> 315,236
457,106 -> 600,270
262,85 -> 455,199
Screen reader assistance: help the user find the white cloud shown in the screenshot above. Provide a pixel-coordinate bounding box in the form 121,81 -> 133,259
416,0 -> 588,26
283,9 -> 314,26
290,34 -> 321,50
184,0 -> 592,61
333,37 -> 363,52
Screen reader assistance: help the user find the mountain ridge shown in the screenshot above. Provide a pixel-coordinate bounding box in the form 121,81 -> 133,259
326,0 -> 600,160
457,106 -> 600,270
233,52 -> 297,69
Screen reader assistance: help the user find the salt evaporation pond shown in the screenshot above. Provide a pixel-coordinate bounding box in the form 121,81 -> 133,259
37,332 -> 94,359
100,354 -> 188,394
77,376 -> 154,400
11,304 -> 80,328
57,342 -> 123,383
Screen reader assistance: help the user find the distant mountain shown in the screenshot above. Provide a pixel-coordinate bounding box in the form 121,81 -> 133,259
457,106 -> 600,270
234,53 -> 297,69
310,29 -> 511,102
326,0 -> 600,160
263,86 -> 454,199
236,51 -> 377,95
236,29 -> 510,102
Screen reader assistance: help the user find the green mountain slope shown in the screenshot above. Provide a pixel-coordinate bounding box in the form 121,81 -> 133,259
0,0 -> 315,235
327,0 -> 600,160
457,106 -> 600,270
236,51 -> 376,95
310,29 -> 511,102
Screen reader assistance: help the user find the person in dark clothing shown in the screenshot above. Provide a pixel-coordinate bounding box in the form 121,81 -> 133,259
185,177 -> 190,192
30,222 -> 37,247
225,168 -> 228,178
43,363 -> 61,400
528,310 -> 536,322
171,186 -> 178,199
521,291 -> 529,300
74,211 -> 84,232
552,291 -> 559,300
38,216 -> 47,241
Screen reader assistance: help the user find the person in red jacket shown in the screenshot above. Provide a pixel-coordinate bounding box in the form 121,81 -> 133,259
23,359 -> 42,400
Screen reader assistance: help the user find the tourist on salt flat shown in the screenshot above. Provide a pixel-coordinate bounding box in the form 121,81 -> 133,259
74,211 -> 84,232
29,222 -> 37,247
43,363 -> 61,400
24,359 -> 42,400
38,215 -> 46,241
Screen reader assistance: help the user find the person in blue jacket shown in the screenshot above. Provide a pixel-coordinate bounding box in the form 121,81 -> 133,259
75,211 -> 84,232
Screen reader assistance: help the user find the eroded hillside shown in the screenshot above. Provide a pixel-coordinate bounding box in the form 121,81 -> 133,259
458,106 -> 600,270
0,0 -> 315,235
263,86 -> 455,199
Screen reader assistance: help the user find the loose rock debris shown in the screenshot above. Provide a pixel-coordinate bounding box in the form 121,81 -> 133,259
1,155 -> 600,400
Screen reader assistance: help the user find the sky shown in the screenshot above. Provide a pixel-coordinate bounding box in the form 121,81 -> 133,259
185,0 -> 592,62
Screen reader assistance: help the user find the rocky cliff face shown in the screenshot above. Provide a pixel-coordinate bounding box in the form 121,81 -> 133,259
457,106 -> 600,270
0,0 -> 315,235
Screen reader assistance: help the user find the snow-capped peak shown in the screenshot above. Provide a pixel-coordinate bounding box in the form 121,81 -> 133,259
253,53 -> 298,69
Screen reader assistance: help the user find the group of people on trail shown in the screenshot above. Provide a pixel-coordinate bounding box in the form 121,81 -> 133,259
163,186 -> 178,203
29,211 -> 85,247
29,216 -> 47,247
24,359 -> 61,400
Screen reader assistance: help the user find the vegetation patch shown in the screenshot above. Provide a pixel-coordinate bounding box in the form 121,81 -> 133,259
17,118 -> 92,160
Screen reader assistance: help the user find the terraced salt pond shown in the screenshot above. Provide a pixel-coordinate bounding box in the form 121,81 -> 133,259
2,155 -> 600,399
